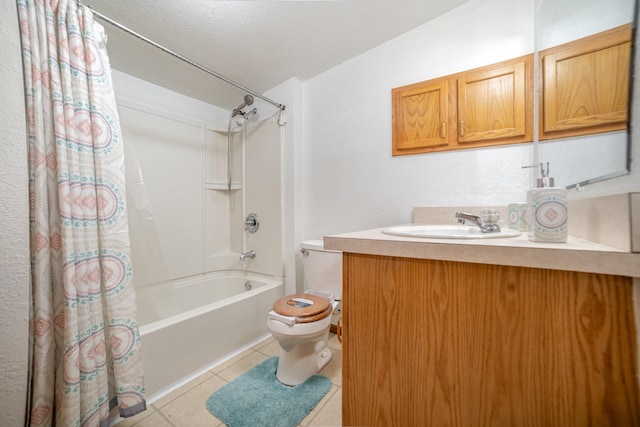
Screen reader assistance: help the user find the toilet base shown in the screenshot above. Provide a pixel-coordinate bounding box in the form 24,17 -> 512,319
275,332 -> 333,386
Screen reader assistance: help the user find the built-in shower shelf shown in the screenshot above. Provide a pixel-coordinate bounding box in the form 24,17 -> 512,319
205,182 -> 242,191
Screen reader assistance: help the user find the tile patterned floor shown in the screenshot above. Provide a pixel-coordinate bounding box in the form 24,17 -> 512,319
115,334 -> 342,427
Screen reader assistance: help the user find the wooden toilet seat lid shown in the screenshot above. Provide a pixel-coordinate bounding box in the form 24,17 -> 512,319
272,293 -> 332,324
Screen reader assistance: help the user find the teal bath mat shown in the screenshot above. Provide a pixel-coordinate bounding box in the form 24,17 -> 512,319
206,357 -> 332,427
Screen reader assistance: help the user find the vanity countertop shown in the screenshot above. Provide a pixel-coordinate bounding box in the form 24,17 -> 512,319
324,226 -> 640,277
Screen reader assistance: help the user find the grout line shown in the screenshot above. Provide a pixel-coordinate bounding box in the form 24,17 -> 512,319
150,372 -> 215,409
155,409 -> 178,427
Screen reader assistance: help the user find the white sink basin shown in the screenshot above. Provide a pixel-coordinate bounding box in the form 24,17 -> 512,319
381,224 -> 521,239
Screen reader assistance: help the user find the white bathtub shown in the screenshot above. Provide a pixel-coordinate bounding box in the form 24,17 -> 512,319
135,271 -> 284,396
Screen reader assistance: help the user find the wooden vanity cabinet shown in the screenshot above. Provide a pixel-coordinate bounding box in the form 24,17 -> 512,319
539,24 -> 632,140
392,55 -> 533,155
342,253 -> 639,426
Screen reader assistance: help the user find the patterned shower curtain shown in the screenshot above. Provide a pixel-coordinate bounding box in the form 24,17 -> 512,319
17,0 -> 146,425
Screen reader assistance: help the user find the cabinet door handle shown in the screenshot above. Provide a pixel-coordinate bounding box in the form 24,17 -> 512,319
460,120 -> 465,137
441,122 -> 446,139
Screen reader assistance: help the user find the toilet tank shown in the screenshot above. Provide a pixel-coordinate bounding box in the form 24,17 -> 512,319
301,239 -> 342,300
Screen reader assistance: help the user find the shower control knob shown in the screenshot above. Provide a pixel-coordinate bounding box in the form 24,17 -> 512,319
244,213 -> 260,233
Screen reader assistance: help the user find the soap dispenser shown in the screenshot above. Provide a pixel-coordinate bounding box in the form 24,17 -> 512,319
527,162 -> 568,243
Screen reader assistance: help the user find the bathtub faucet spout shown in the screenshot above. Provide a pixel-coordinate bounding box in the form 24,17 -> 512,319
240,250 -> 256,261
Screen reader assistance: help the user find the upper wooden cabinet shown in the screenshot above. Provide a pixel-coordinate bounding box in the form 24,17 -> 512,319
539,24 -> 632,140
392,55 -> 533,156
458,59 -> 529,143
391,79 -> 456,151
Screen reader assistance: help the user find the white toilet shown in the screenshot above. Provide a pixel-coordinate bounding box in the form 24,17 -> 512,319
267,239 -> 342,386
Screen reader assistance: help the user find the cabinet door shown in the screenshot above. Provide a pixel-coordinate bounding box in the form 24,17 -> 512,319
342,253 -> 639,427
392,78 -> 456,155
457,56 -> 532,144
540,24 -> 631,139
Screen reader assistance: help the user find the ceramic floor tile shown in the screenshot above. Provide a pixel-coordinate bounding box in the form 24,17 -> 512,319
327,334 -> 342,351
216,351 -> 268,382
210,348 -> 256,374
307,387 -> 342,427
251,335 -> 275,351
152,370 -> 215,409
298,385 -> 337,426
256,338 -> 281,357
319,349 -> 342,386
158,375 -> 228,426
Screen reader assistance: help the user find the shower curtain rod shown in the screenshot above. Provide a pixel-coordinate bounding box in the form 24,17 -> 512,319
77,1 -> 286,112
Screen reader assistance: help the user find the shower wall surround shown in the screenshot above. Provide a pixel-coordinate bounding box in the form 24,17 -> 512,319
119,103 -> 207,283
112,70 -> 283,288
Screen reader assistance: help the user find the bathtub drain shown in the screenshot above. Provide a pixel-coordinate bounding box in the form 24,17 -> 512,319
244,280 -> 253,291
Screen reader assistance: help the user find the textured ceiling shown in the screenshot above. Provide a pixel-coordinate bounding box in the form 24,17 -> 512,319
83,0 -> 468,109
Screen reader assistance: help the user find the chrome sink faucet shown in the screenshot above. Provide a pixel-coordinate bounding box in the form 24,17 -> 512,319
455,211 -> 501,233
240,250 -> 256,261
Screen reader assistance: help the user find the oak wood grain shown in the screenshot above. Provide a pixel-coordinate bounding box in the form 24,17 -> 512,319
392,79 -> 455,153
458,60 -> 528,143
540,24 -> 631,140
342,254 -> 639,426
392,54 -> 533,156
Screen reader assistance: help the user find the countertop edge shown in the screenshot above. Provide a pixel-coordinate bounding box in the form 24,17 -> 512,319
325,232 -> 640,278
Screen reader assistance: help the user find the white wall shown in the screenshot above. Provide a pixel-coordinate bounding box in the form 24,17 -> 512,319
0,0 -> 29,425
536,0 -> 634,49
301,0 -> 639,240
302,0 -> 535,238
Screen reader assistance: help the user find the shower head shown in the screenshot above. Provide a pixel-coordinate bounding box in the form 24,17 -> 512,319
232,94 -> 254,117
